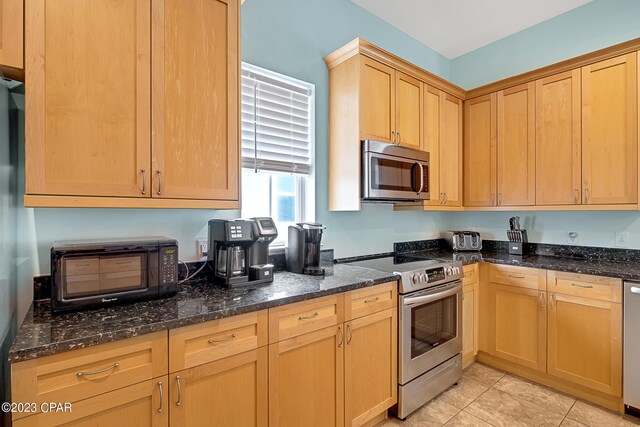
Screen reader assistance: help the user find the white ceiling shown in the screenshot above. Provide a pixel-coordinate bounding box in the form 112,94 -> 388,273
350,0 -> 593,59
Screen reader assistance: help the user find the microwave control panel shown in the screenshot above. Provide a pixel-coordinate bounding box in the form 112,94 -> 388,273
160,247 -> 178,284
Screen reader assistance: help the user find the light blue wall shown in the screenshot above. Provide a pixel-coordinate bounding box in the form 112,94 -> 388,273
450,0 -> 640,89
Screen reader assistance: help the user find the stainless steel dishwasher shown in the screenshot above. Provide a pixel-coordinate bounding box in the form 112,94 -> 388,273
624,282 -> 640,413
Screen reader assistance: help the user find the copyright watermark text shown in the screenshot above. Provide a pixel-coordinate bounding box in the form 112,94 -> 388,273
1,402 -> 72,413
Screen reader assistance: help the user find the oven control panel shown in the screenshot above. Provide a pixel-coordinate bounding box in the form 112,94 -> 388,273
409,265 -> 462,287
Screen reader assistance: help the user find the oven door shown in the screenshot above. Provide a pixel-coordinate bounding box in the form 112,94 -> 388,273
399,280 -> 462,385
363,151 -> 430,201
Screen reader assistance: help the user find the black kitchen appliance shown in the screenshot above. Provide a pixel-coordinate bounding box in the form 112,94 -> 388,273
208,218 -> 277,287
286,223 -> 326,276
507,216 -> 528,255
50,237 -> 178,313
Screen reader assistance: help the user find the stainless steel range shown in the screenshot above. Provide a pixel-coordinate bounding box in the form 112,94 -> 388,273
346,255 -> 464,419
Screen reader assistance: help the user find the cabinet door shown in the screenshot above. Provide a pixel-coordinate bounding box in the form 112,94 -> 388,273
25,0 -> 151,198
489,282 -> 546,372
581,53 -> 638,205
536,70 -> 582,205
395,72 -> 422,149
548,293 -> 622,396
464,94 -> 497,207
345,309 -> 397,427
0,0 -> 23,70
13,378 -> 168,427
441,93 -> 463,206
269,325 -> 344,427
423,85 -> 441,206
361,58 -> 395,143
462,282 -> 479,368
152,0 -> 239,201
169,348 -> 268,427
497,82 -> 536,206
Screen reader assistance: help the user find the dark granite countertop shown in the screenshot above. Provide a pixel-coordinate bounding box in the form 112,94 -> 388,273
9,264 -> 397,363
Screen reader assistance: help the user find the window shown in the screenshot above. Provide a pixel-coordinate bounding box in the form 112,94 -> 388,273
241,63 -> 315,245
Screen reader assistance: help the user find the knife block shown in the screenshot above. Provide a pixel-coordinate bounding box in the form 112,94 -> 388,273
506,229 -> 527,255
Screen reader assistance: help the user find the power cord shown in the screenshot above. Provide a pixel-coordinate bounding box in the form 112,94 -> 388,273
178,253 -> 209,284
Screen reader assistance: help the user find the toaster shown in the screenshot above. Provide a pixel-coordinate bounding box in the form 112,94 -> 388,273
444,231 -> 482,251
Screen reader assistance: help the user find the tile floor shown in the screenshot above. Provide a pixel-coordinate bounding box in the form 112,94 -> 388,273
377,362 -> 640,427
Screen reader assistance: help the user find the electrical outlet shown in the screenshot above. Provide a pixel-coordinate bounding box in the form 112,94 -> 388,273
196,239 -> 208,258
615,232 -> 629,248
567,231 -> 580,245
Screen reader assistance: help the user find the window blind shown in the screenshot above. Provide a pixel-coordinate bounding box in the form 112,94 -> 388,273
241,63 -> 314,175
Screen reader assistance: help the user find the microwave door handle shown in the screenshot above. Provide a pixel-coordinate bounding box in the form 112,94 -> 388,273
417,162 -> 425,194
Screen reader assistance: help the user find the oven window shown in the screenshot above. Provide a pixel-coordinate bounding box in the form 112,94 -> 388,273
371,157 -> 422,192
411,293 -> 457,359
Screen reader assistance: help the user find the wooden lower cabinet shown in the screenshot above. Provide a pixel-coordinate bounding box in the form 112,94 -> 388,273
269,325 -> 344,427
548,293 -> 622,397
487,282 -> 547,372
169,348 -> 267,427
13,377 -> 169,427
345,308 -> 397,427
462,281 -> 479,368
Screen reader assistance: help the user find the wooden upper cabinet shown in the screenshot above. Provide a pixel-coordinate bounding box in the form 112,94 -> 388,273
441,94 -> 463,206
464,94 -> 497,207
26,0 -> 151,198
361,58 -> 395,143
497,82 -> 536,206
395,72 -> 422,148
581,53 -> 638,205
152,0 -> 239,201
423,85 -> 441,206
536,70 -> 582,205
0,0 -> 23,71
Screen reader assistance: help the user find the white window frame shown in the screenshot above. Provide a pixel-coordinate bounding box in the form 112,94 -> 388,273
240,63 -> 315,247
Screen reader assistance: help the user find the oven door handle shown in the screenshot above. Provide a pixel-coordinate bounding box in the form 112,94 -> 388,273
403,284 -> 461,306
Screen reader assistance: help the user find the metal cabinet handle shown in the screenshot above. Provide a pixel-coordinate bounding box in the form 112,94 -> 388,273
539,292 -> 545,308
549,293 -> 555,310
347,323 -> 353,345
141,169 -> 146,194
397,132 -> 401,145
574,189 -> 579,204
208,333 -> 236,344
584,188 -> 590,204
157,381 -> 164,413
157,170 -> 162,195
440,193 -> 444,205
176,376 -> 182,406
508,274 -> 525,279
571,283 -> 593,289
443,193 -> 448,205
391,131 -> 396,144
338,326 -> 343,347
299,312 -> 319,320
77,362 -> 119,377
498,193 -> 503,206
631,286 -> 640,294
491,193 -> 495,206
364,297 -> 379,303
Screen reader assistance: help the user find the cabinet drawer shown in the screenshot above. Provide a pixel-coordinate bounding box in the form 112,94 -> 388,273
547,271 -> 621,303
463,264 -> 478,286
490,264 -> 546,291
269,294 -> 344,343
169,310 -> 268,372
345,281 -> 397,321
11,332 -> 168,420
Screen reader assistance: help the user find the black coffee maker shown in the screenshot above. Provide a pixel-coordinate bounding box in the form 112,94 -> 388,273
286,223 -> 326,276
208,218 -> 277,287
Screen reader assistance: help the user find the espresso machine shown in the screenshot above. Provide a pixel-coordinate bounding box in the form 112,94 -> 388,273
286,223 -> 326,276
208,218 -> 277,287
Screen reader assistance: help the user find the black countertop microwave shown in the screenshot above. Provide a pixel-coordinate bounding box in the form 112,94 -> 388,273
51,237 -> 179,313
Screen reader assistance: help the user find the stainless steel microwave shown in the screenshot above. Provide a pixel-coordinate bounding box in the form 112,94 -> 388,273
362,140 -> 430,202
51,237 -> 179,313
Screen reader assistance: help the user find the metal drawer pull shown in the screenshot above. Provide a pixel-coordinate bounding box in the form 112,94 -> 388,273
571,283 -> 593,289
364,297 -> 379,303
631,287 -> 640,294
157,381 -> 163,413
549,293 -> 555,309
141,169 -> 146,194
157,170 -> 162,195
508,274 -> 526,279
347,324 -> 353,345
77,362 -> 119,377
299,312 -> 319,320
539,292 -> 545,308
338,326 -> 343,347
584,188 -> 590,204
208,333 -> 236,344
573,189 -> 579,204
176,376 -> 182,406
